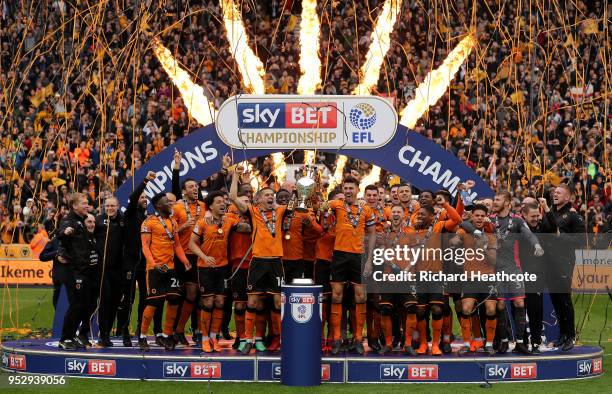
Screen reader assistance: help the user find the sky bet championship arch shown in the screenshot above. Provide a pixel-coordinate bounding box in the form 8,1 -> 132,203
115,95 -> 494,206
1,96 -> 604,384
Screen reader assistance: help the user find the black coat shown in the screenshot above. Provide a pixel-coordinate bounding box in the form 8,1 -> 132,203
551,203 -> 586,234
550,203 -> 586,266
122,179 -> 149,270
95,212 -> 125,268
57,211 -> 90,273
519,211 -> 557,290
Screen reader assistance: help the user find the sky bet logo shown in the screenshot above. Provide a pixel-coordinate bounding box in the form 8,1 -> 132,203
577,358 -> 603,376
380,364 -> 438,381
2,352 -> 26,370
217,95 -> 396,149
485,363 -> 537,380
65,358 -> 116,376
163,362 -> 221,379
238,102 -> 337,129
272,363 -> 330,380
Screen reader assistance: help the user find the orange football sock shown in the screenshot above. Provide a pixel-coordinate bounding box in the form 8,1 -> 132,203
442,314 -> 452,341
432,317 -> 442,345
200,309 -> 213,338
404,314 -> 417,346
418,319 -> 427,344
374,309 -> 382,339
460,315 -> 472,343
243,309 -> 255,340
255,311 -> 266,338
355,303 -> 366,341
140,305 -> 156,336
175,300 -> 194,334
271,309 -> 281,337
163,304 -> 178,336
471,314 -> 482,339
210,308 -> 224,336
235,310 -> 245,338
330,303 -> 342,341
381,314 -> 393,346
485,317 -> 497,344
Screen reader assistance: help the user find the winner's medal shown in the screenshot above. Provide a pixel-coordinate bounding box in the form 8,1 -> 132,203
284,233 -> 291,240
345,201 -> 363,234
207,217 -> 224,235
261,209 -> 277,237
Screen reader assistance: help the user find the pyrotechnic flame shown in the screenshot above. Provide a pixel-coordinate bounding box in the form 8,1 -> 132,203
297,0 -> 322,95
352,0 -> 401,95
400,35 -> 476,128
241,162 -> 260,192
326,154 -> 348,195
304,150 -> 316,166
297,1 -> 322,169
257,173 -> 266,191
248,179 -> 258,192
151,38 -> 216,125
359,165 -> 382,197
154,5 -> 474,197
271,152 -> 287,186
221,0 -> 266,94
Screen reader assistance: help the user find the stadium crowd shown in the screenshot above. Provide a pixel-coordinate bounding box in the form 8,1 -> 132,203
0,0 -> 609,244
0,0 -> 609,355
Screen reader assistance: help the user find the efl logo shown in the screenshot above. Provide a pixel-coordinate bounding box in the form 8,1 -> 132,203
485,363 -> 537,380
271,363 -> 330,380
2,353 -> 26,370
349,103 -> 377,143
65,359 -> 116,376
577,358 -> 603,376
238,103 -> 337,129
163,362 -> 221,379
380,364 -> 438,381
289,293 -> 316,323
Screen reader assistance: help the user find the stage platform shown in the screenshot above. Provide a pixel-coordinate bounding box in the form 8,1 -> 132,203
1,338 -> 604,383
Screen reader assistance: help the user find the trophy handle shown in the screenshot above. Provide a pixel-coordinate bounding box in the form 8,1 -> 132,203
287,194 -> 296,211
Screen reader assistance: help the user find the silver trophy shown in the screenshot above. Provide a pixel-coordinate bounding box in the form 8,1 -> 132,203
295,166 -> 316,212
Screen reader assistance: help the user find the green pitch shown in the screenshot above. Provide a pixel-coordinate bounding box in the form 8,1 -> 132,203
1,287 -> 609,393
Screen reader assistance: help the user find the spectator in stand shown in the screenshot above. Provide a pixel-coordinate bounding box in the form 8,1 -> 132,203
0,0 -> 608,246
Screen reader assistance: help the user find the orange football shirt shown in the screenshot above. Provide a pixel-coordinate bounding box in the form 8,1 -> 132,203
456,228 -> 496,274
173,200 -> 206,254
302,218 -> 323,262
141,215 -> 179,269
227,211 -> 253,268
383,226 -> 417,271
192,215 -> 239,268
248,206 -> 286,258
315,212 -> 336,262
328,200 -> 376,254
371,205 -> 390,233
